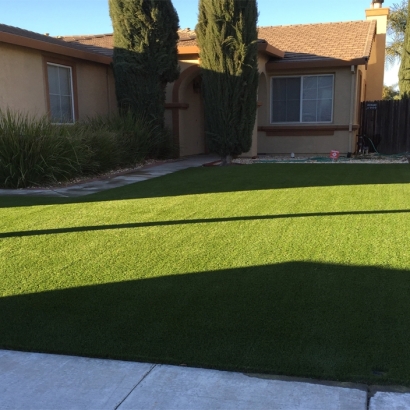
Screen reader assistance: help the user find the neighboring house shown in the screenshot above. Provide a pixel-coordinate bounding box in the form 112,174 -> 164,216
0,1 -> 388,156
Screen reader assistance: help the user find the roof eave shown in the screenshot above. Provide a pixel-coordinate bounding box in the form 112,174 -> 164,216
266,57 -> 368,71
363,20 -> 377,60
177,43 -> 285,59
0,31 -> 112,65
258,42 -> 285,58
178,45 -> 199,55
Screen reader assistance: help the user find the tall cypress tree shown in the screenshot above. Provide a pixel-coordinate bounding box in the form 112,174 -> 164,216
196,0 -> 258,164
399,0 -> 410,97
109,0 -> 180,125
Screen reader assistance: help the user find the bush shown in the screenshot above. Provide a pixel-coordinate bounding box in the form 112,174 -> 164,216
77,112 -> 177,169
0,110 -> 87,188
0,110 -> 176,189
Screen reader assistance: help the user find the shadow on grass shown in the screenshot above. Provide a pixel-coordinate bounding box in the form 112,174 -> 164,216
2,208 -> 410,239
1,163 -> 410,208
2,261 -> 410,386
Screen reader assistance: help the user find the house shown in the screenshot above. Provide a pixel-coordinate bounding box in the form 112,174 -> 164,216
0,1 -> 388,156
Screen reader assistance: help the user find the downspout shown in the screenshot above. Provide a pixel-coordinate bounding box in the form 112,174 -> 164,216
348,65 -> 356,154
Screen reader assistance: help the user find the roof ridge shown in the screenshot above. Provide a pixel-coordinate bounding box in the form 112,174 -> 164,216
0,22 -> 50,37
58,33 -> 113,40
258,20 -> 372,29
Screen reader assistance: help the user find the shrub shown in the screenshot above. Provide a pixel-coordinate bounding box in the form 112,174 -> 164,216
0,110 -> 176,189
79,112 -> 177,167
0,110 -> 87,188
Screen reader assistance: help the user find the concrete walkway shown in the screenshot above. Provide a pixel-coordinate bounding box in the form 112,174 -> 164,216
2,155 -> 410,409
0,154 -> 220,197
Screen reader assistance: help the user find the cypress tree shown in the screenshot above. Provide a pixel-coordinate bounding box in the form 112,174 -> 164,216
196,0 -> 259,164
109,0 -> 180,125
399,0 -> 410,97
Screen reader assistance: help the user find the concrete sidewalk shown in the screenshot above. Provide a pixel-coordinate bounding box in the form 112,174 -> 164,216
0,350 -> 365,410
0,154 -> 220,198
1,349 -> 410,410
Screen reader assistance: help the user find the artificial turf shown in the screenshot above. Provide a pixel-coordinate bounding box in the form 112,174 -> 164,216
1,163 -> 410,385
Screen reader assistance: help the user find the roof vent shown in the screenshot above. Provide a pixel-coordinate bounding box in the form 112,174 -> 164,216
371,0 -> 384,8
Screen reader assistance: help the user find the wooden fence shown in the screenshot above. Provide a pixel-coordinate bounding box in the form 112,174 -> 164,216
360,100 -> 410,154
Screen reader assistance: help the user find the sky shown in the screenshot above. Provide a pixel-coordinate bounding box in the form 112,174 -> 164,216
0,0 -> 399,85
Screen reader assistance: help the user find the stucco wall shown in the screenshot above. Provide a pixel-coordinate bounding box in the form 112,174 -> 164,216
76,63 -> 116,120
166,59 -> 207,156
178,72 -> 205,156
258,66 -> 359,154
258,131 -> 353,155
365,7 -> 389,101
0,42 -> 116,120
0,43 -> 47,117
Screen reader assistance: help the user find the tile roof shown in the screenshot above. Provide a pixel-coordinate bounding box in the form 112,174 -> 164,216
0,23 -> 112,61
59,30 -> 200,53
258,20 -> 376,63
1,20 -> 376,66
57,33 -> 114,56
177,29 -> 198,47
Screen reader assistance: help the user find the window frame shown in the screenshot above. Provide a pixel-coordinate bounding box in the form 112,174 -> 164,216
270,74 -> 335,125
43,57 -> 78,124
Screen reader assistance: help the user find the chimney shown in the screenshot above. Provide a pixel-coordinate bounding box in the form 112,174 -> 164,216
371,0 -> 384,9
366,2 -> 388,34
365,1 -> 389,100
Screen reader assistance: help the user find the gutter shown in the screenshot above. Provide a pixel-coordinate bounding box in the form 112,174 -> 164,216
266,57 -> 368,71
0,31 -> 112,65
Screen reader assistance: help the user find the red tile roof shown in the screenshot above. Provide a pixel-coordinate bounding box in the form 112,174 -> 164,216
258,20 -> 376,64
1,20 -> 376,66
57,33 -> 114,56
60,20 -> 376,65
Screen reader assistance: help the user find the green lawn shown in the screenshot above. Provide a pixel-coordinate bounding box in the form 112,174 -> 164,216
1,164 -> 410,385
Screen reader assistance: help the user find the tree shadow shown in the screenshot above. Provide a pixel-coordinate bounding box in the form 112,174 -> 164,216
1,163 -> 410,209
1,261 -> 410,386
1,208 -> 410,239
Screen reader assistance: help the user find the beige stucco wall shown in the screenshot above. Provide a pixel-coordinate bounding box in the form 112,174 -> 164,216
0,42 -> 116,121
258,66 -> 359,155
0,43 -> 47,117
258,130 -> 354,155
168,59 -> 207,157
179,71 -> 205,156
365,7 -> 389,101
76,63 -> 116,120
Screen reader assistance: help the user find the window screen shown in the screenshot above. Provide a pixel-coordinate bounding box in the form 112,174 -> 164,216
47,64 -> 74,123
271,75 -> 333,123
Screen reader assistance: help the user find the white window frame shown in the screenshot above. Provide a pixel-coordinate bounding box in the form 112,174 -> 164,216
47,62 -> 75,124
270,74 -> 334,124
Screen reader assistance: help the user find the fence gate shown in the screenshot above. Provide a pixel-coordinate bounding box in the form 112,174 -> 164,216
360,100 -> 410,154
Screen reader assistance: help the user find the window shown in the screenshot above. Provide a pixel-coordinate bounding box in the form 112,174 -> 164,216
271,75 -> 334,123
47,63 -> 75,123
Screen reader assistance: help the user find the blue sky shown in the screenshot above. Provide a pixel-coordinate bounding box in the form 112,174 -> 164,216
0,0 -> 398,84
